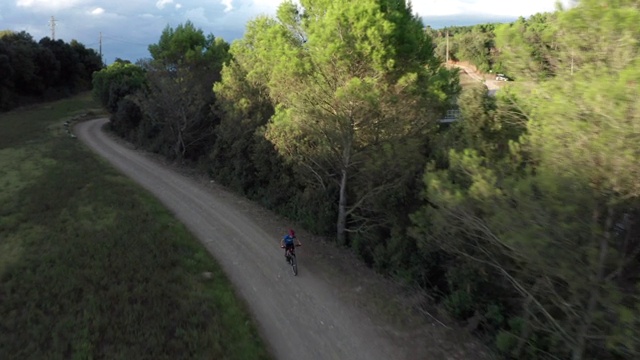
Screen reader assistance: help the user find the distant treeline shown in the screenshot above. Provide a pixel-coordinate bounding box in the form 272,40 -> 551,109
94,1 -> 639,359
427,12 -> 558,80
0,30 -> 102,111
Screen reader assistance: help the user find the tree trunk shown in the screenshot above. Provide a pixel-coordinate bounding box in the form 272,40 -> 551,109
176,130 -> 184,160
515,290 -> 535,357
572,205 -> 612,360
337,167 -> 348,246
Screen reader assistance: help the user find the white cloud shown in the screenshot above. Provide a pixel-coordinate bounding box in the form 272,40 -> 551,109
184,7 -> 209,24
16,0 -> 84,9
221,0 -> 280,21
233,0 -> 567,19
413,0 -> 572,18
156,0 -> 173,10
3,0 -> 578,65
412,1 -> 463,17
221,0 -> 233,13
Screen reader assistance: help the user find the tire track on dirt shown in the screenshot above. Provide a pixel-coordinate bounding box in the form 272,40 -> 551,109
75,118 -> 401,360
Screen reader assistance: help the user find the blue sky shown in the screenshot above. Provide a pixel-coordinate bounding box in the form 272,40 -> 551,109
0,0 -> 572,64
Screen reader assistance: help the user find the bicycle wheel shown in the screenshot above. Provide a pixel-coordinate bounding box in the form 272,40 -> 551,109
290,254 -> 298,276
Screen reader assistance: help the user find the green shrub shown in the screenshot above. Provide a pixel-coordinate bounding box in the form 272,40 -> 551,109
496,330 -> 518,354
443,290 -> 474,319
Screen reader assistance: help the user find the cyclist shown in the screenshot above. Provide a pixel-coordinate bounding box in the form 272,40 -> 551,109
280,228 -> 302,261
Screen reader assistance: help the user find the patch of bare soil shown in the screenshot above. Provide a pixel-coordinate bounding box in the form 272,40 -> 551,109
446,61 -> 510,95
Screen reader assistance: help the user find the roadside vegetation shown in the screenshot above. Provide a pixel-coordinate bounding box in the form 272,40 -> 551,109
0,93 -> 270,359
0,31 -> 102,111
3,0 -> 636,359
426,10 -> 560,81
95,0 -> 640,358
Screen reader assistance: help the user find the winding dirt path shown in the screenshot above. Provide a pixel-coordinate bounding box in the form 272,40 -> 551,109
448,62 -> 502,96
75,118 -> 491,360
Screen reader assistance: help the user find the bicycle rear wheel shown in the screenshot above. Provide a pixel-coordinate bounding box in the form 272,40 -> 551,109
290,254 -> 298,276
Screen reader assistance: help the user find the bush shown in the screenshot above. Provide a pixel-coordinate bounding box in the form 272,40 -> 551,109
496,330 -> 519,355
443,290 -> 475,319
111,97 -> 142,140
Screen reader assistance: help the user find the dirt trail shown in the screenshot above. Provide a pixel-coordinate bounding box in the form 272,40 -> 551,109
448,62 -> 502,96
75,118 -> 492,360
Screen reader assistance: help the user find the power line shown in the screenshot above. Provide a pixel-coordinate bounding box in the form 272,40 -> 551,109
101,34 -> 149,47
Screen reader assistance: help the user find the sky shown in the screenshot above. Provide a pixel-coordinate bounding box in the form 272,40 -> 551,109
0,0 -> 573,64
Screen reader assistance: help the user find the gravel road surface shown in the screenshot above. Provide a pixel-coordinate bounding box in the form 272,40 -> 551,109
75,118 -> 407,360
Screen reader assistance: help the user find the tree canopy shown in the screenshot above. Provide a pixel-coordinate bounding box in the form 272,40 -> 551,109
223,0 -> 457,244
411,1 -> 640,358
0,31 -> 102,111
95,2 -> 640,359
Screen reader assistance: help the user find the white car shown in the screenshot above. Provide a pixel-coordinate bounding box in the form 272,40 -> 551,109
495,74 -> 509,81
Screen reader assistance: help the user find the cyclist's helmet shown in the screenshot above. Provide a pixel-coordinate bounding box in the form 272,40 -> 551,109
289,228 -> 295,237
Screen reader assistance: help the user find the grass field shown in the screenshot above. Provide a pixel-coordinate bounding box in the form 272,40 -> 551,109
0,93 -> 271,359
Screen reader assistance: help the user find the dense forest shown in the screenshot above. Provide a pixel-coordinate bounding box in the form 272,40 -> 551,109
0,31 -> 102,111
427,11 -> 560,80
92,0 -> 639,359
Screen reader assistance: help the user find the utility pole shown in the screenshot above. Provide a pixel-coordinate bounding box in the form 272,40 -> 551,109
571,50 -> 574,75
49,16 -> 57,40
99,32 -> 103,59
445,30 -> 449,63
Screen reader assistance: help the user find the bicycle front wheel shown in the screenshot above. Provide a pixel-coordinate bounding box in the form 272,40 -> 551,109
290,254 -> 298,276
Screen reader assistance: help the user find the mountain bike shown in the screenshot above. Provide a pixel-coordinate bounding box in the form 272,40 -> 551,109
281,244 -> 301,276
